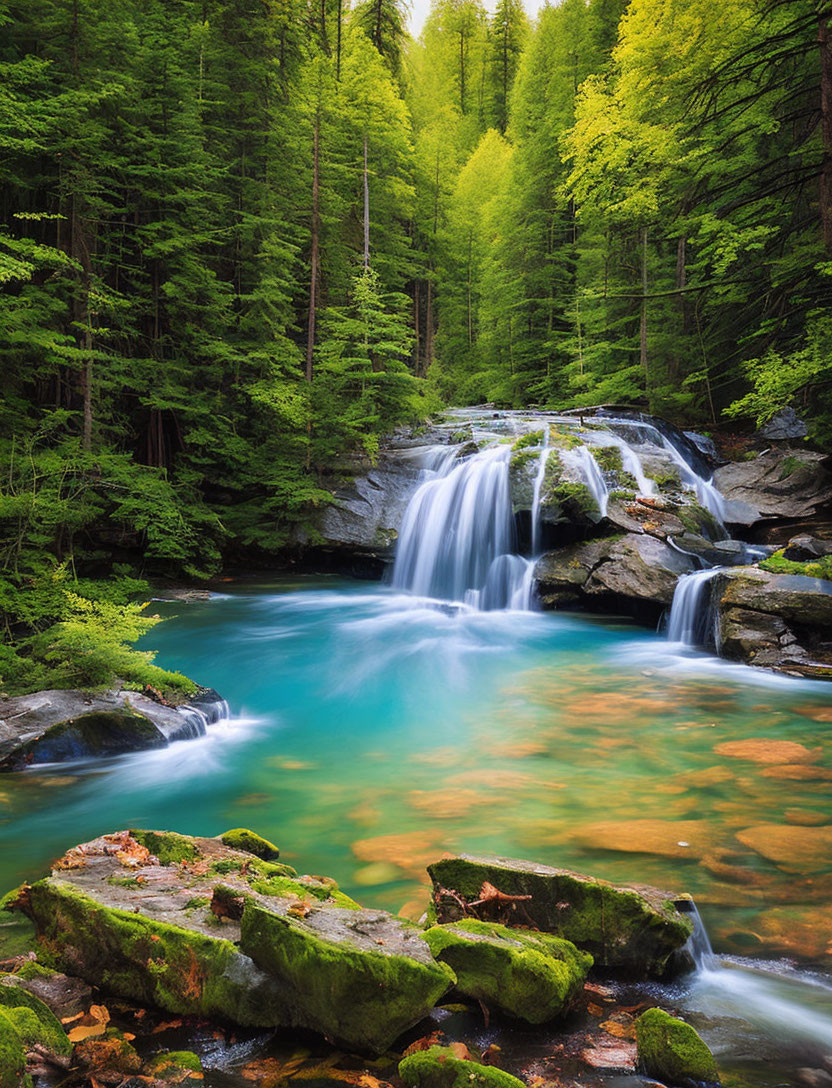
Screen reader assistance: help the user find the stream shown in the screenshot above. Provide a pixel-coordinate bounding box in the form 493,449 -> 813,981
1,410 -> 831,1084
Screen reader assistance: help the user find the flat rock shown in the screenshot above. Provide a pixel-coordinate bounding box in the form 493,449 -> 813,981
571,819 -> 715,860
714,739 -> 820,764
0,689 -> 224,770
19,830 -> 454,1053
427,854 -> 693,977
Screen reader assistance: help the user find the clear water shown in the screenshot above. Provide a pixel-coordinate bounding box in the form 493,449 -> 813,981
2,577 -> 830,969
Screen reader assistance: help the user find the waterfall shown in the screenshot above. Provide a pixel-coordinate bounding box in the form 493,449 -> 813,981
594,433 -> 656,498
392,444 -> 519,605
659,437 -> 727,535
173,694 -> 231,740
531,429 -> 550,555
560,446 -> 609,518
667,567 -> 724,646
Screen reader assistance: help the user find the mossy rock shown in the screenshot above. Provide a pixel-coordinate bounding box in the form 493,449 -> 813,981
399,1046 -> 525,1088
512,430 -> 544,452
240,900 -> 455,1052
219,829 -> 280,861
0,1015 -> 26,1088
635,1008 -> 719,1086
22,830 -> 454,1054
428,855 -> 692,977
421,919 -> 591,1023
0,978 -> 71,1058
146,1049 -> 203,1084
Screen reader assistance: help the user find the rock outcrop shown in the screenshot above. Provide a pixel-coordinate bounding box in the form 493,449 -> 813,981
19,830 -> 455,1054
0,688 -> 226,771
427,854 -> 693,977
534,533 -> 696,613
713,567 -> 832,675
714,449 -> 832,526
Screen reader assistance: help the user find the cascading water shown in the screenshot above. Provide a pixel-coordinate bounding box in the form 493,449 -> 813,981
530,428 -> 550,555
392,443 -> 528,608
667,567 -> 725,646
560,445 -> 610,518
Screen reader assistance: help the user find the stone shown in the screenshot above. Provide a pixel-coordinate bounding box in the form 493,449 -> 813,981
735,824 -> 832,872
759,407 -> 808,440
0,689 -> 223,770
535,533 -> 696,612
713,450 -> 832,525
218,829 -> 280,861
17,830 -> 455,1054
427,855 -> 693,977
713,739 -> 820,764
571,819 -> 715,860
635,1008 -> 719,1085
0,1015 -> 25,1088
145,1050 -> 203,1085
421,919 -> 591,1024
0,977 -> 72,1059
399,1046 -> 526,1088
783,534 -> 832,562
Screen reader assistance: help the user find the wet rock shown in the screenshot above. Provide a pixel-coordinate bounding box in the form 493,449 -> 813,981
18,830 -> 455,1054
581,1040 -> 637,1071
399,1045 -> 526,1088
535,533 -> 696,612
713,450 -> 832,525
571,819 -> 715,861
145,1050 -> 203,1085
1,963 -> 91,1020
735,824 -> 832,872
713,567 -> 832,674
421,919 -> 591,1024
634,1008 -> 719,1086
0,689 -> 221,771
713,739 -> 820,764
684,431 -> 720,463
759,407 -> 808,441
427,855 -> 693,977
0,978 -> 72,1061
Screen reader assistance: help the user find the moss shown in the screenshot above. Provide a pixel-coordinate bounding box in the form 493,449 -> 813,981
209,857 -> 297,879
108,875 -> 143,888
548,425 -> 582,450
26,879 -> 283,1027
593,446 -> 623,473
550,480 -> 598,517
246,858 -> 298,879
635,1008 -> 719,1085
609,489 -> 636,502
760,549 -> 832,581
0,1014 -> 26,1088
219,829 -> 280,860
779,455 -> 806,480
399,1047 -> 526,1088
8,964 -> 51,983
147,1049 -> 203,1081
512,430 -> 544,452
0,911 -> 36,962
130,830 -> 198,865
239,900 -> 455,1053
248,873 -> 359,910
509,449 -> 538,472
650,469 -> 682,489
427,857 -> 692,976
421,920 -> 591,1024
676,502 -> 720,541
0,981 -> 71,1058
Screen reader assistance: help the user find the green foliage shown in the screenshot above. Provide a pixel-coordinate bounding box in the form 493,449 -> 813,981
760,550 -> 832,582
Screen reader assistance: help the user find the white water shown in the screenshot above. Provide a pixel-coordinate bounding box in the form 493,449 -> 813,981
667,567 -> 725,646
530,429 -> 550,555
560,445 -> 610,518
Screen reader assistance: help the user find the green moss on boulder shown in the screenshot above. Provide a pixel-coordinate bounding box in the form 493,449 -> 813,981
0,979 -> 71,1058
219,829 -> 280,860
146,1049 -> 203,1083
635,1008 -> 719,1085
130,830 -> 199,865
399,1046 -> 526,1088
421,919 -> 591,1023
0,1015 -> 26,1088
428,855 -> 692,977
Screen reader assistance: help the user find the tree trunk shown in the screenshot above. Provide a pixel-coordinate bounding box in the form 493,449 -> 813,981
819,13 -> 832,251
363,134 -> 370,271
336,0 -> 342,79
306,111 -> 320,383
413,279 -> 421,375
426,276 -> 434,370
467,233 -> 473,345
459,31 -> 466,114
640,226 -> 648,392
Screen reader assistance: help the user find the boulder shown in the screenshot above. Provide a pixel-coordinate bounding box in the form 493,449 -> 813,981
713,567 -> 832,674
713,450 -> 832,525
0,688 -> 224,771
534,533 -> 696,611
783,534 -> 832,561
759,407 -> 808,441
0,1015 -> 26,1088
421,919 -> 591,1024
427,855 -> 693,977
399,1046 -> 526,1088
0,977 -> 71,1060
218,828 -> 280,860
18,830 -> 455,1054
635,1008 -> 719,1085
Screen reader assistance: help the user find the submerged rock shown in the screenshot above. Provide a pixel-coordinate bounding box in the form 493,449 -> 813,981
427,855 -> 693,977
635,1008 -> 719,1085
421,919 -> 591,1024
399,1046 -> 526,1088
17,830 -> 455,1054
0,688 -> 225,771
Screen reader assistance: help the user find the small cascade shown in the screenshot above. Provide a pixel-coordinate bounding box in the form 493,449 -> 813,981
678,898 -> 717,971
561,446 -> 609,518
667,567 -> 725,646
659,437 -> 727,534
475,554 -> 536,611
174,693 -> 231,740
392,444 -> 516,603
530,429 -> 551,555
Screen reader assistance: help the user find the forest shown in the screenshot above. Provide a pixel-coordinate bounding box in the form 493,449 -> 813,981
1,0 -> 830,694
